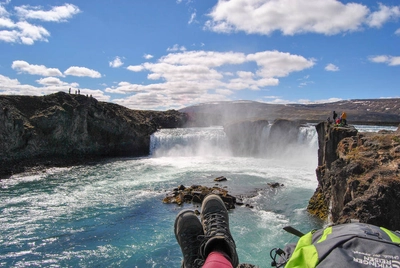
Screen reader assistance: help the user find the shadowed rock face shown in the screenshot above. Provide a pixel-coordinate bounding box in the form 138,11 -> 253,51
223,119 -> 270,156
0,92 -> 187,175
308,122 -> 400,230
223,119 -> 300,157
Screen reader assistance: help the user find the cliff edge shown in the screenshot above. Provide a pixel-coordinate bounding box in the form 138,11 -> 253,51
308,122 -> 400,230
0,92 -> 187,175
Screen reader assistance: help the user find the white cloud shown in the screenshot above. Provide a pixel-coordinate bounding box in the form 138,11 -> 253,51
0,20 -> 50,45
0,74 -> 38,95
109,56 -> 124,68
113,92 -> 177,110
112,89 -> 228,110
267,98 -> 292,104
188,11 -> 196,24
143,54 -> 153,59
175,0 -> 194,4
298,81 -> 314,88
215,88 -> 233,96
0,74 -> 20,86
388,57 -> 400,66
167,44 -> 187,52
366,3 -> 400,28
36,77 -> 68,86
64,66 -> 102,78
369,55 -> 389,63
262,97 -> 342,105
0,74 -> 110,101
161,50 -> 247,67
108,49 -> 315,109
15,21 -> 50,45
0,17 -> 14,28
12,60 -> 63,76
142,61 -> 224,82
247,50 -> 315,77
204,0 -> 399,36
301,97 -> 342,104
127,65 -> 144,72
369,55 -> 400,66
0,4 -> 9,17
0,3 -> 79,45
263,95 -> 281,100
0,29 -> 19,43
325,63 -> 340,71
14,4 -> 80,22
297,75 -> 314,88
395,28 -> 400,35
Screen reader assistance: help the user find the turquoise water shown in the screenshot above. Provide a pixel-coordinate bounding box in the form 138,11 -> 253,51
0,125 -> 395,267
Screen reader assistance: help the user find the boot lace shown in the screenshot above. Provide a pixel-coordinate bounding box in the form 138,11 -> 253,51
202,212 -> 230,237
180,231 -> 204,268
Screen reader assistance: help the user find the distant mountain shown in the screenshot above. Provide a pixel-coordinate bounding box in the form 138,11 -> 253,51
180,99 -> 400,126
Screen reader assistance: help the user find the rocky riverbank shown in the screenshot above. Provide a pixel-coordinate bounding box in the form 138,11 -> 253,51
308,122 -> 400,230
0,92 -> 187,176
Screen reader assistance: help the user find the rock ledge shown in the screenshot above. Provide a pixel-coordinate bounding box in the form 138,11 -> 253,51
0,92 -> 187,175
308,122 -> 400,230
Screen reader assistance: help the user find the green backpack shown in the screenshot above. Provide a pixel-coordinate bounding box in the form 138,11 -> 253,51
271,223 -> 400,267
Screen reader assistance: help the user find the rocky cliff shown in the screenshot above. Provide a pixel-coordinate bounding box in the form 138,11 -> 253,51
308,122 -> 400,230
0,92 -> 187,175
223,119 -> 301,157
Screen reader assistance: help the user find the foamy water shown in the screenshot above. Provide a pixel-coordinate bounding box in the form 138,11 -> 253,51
0,124 -> 395,267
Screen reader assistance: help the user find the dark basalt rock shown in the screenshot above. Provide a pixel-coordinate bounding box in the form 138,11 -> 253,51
267,182 -> 284,188
163,185 -> 237,209
308,122 -> 400,230
223,118 -> 301,157
214,176 -> 227,182
267,119 -> 300,154
223,119 -> 270,156
0,92 -> 187,175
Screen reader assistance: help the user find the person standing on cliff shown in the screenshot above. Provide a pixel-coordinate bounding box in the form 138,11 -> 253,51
332,111 -> 337,121
341,111 -> 347,125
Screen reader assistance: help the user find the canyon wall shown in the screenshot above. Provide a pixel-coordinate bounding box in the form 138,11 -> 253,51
308,122 -> 400,230
0,92 -> 187,175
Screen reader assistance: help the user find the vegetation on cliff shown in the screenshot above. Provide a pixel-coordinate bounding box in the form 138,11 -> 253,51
308,122 -> 400,230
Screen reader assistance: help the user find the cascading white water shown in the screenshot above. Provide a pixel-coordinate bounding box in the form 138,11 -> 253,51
150,124 -> 319,165
149,126 -> 231,157
1,124 -> 395,267
298,124 -> 319,146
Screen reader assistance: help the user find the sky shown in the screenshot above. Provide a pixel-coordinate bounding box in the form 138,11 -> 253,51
0,0 -> 399,110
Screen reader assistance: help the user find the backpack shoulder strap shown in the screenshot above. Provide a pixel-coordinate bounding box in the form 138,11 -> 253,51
284,231 -> 319,268
380,227 -> 400,243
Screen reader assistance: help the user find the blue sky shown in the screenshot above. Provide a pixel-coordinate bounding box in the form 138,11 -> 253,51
0,0 -> 399,110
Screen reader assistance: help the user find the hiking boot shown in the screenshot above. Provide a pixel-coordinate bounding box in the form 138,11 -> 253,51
174,209 -> 204,268
199,194 -> 239,267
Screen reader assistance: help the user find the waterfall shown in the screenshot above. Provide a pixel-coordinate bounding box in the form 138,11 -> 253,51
150,125 -> 318,160
298,124 -> 319,147
150,127 -> 231,157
